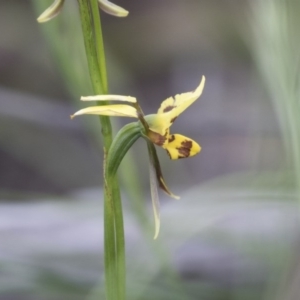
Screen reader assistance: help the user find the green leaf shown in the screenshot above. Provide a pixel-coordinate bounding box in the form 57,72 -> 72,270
105,122 -> 141,179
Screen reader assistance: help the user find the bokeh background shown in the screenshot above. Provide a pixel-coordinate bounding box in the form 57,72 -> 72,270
1,0 -> 300,299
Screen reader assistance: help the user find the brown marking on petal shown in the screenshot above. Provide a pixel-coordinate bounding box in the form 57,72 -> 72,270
163,105 -> 176,113
168,134 -> 175,143
181,140 -> 193,149
170,116 -> 177,123
176,140 -> 193,158
148,130 -> 167,146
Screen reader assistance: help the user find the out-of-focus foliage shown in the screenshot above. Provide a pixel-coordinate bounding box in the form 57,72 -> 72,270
1,0 -> 300,299
250,0 -> 300,195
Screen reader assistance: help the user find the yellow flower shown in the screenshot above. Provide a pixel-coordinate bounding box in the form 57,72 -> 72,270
72,76 -> 205,159
37,0 -> 129,23
71,76 -> 205,238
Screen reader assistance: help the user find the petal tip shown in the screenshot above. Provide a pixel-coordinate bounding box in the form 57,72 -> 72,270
98,0 -> 129,17
37,14 -> 51,23
153,220 -> 160,240
36,0 -> 64,23
36,17 -> 44,23
196,75 -> 206,93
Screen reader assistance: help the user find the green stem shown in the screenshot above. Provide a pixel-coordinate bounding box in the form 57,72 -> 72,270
90,0 -> 108,92
104,182 -> 117,300
113,178 -> 126,299
78,1 -> 125,299
78,0 -> 102,92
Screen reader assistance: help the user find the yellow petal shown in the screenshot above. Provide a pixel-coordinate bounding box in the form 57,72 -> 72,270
163,134 -> 201,160
37,0 -> 65,23
98,0 -> 129,17
144,114 -> 171,136
158,76 -> 206,118
71,105 -> 138,119
157,96 -> 174,115
81,94 -> 136,103
146,76 -> 205,136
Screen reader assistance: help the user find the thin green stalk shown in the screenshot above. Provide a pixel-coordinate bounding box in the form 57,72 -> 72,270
88,5 -> 126,288
90,0 -> 108,92
104,184 -> 117,300
78,0 -> 102,93
113,178 -> 126,299
78,0 -> 113,147
78,1 -> 125,299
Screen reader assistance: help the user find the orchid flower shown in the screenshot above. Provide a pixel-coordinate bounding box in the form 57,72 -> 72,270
71,76 -> 205,238
37,0 -> 128,23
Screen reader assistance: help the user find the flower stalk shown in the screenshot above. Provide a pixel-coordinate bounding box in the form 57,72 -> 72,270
77,0 -> 125,299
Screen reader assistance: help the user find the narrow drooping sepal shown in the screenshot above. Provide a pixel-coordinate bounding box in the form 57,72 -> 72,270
147,141 -> 160,239
147,141 -> 180,200
146,141 -> 179,239
37,0 -> 65,23
106,122 -> 141,179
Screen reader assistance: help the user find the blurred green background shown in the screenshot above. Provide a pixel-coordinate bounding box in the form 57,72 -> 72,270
0,0 -> 300,299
